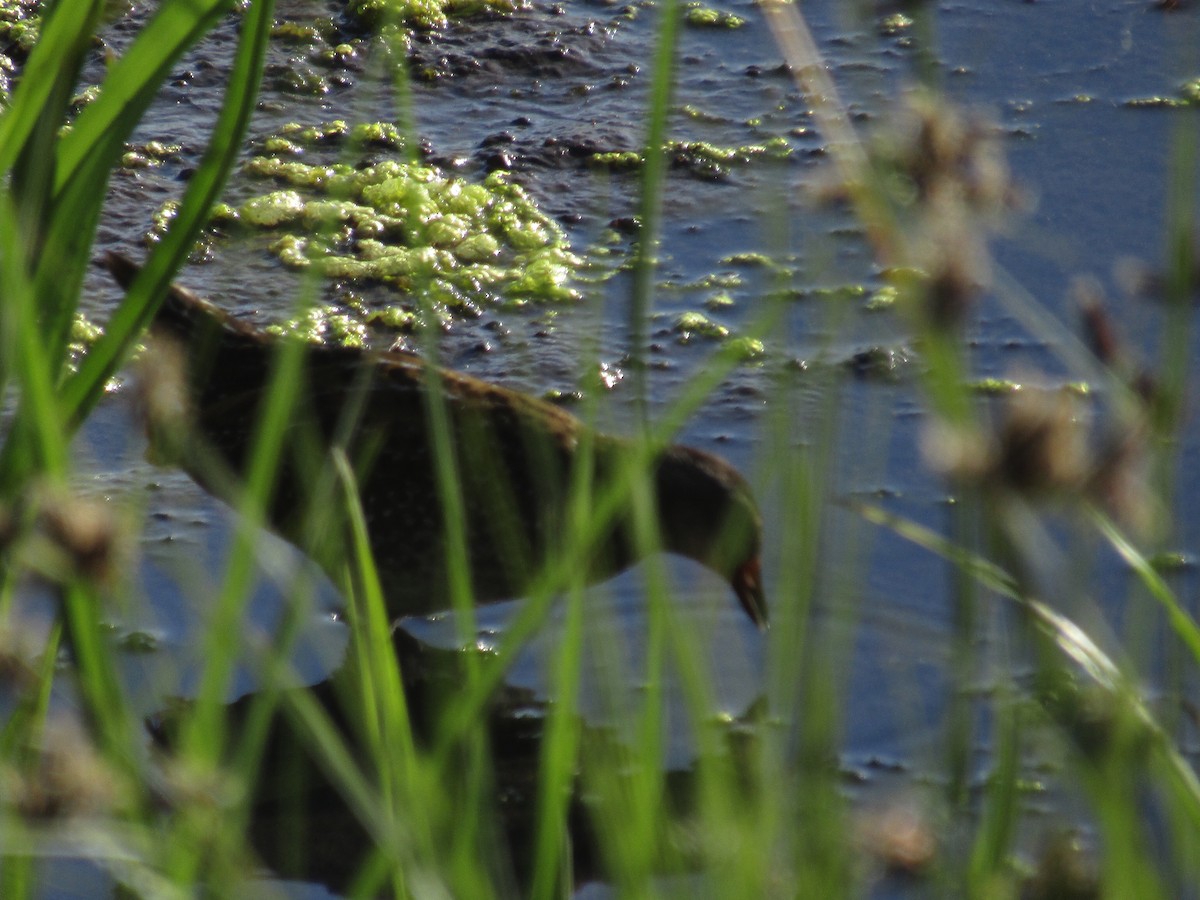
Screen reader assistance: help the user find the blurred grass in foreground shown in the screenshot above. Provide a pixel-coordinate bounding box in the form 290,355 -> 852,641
0,1 -> 1198,898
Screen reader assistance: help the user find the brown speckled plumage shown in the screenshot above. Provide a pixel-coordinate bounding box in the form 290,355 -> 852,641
108,253 -> 767,626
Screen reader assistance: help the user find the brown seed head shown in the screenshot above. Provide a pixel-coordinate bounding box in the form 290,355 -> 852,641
35,490 -> 125,587
855,798 -> 937,877
994,387 -> 1089,497
8,717 -> 122,820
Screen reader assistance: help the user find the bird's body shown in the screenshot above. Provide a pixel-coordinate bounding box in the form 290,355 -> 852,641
107,253 -> 766,626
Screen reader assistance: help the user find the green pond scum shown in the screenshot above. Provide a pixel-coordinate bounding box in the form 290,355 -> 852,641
674,310 -> 729,341
121,141 -> 183,170
146,122 -> 583,343
588,138 -> 793,179
878,12 -> 914,35
664,272 -> 745,291
0,0 -> 39,94
727,335 -> 765,361
969,379 -> 1091,397
682,3 -> 746,29
866,285 -> 899,311
1125,78 -> 1200,109
794,283 -> 869,302
67,313 -> 103,371
266,306 -> 372,348
679,104 -> 727,124
718,252 -> 777,269
136,107 -> 783,355
350,0 -> 527,30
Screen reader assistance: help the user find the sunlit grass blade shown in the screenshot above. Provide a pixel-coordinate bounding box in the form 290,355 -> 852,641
854,500 -> 1200,822
35,0 -> 233,362
0,0 -> 268,497
851,500 -> 1018,596
331,449 -> 421,897
1091,508 -> 1200,665
332,451 -> 418,781
174,346 -> 300,768
59,0 -> 274,432
51,0 -> 232,199
627,0 -> 680,414
967,688 -> 1021,889
0,0 -> 103,176
0,194 -> 69,485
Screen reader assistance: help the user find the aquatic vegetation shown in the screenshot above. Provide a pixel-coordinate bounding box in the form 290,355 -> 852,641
718,252 -> 776,268
879,12 -> 914,36
727,335 -> 765,360
270,21 -> 324,43
846,345 -> 911,382
970,378 -> 1090,397
674,310 -> 730,341
970,377 -> 1024,396
0,0 -> 40,60
70,84 -> 101,114
682,3 -> 746,29
680,104 -> 727,124
349,0 -> 528,30
66,313 -> 103,372
149,124 -> 582,342
1126,78 -> 1200,109
665,272 -> 745,291
266,305 -> 372,348
237,157 -> 577,298
589,137 -> 794,179
866,284 -> 899,311
120,140 -> 182,170
798,283 -> 869,302
266,64 -> 330,96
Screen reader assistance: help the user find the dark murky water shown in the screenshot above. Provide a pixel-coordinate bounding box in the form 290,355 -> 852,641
51,0 -> 1200,894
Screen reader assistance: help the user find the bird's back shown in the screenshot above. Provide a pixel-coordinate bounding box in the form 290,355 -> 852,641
109,253 -> 593,611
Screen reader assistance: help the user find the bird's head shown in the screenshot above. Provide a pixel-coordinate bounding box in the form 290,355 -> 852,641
653,445 -> 767,629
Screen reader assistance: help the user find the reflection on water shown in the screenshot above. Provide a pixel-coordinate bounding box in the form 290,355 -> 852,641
144,608 -> 766,893
41,0 -> 1200,894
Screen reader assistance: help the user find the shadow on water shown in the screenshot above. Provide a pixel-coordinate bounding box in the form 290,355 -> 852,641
146,626 -> 767,895
28,0 -> 1200,893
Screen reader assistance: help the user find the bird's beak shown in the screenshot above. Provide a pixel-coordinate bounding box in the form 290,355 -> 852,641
732,556 -> 768,630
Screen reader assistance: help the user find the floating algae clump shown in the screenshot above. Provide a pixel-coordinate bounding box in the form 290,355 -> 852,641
1126,78 -> 1200,109
589,138 -> 793,180
674,311 -> 729,342
225,131 -> 580,309
266,306 -> 371,347
350,0 -> 527,30
683,3 -> 746,29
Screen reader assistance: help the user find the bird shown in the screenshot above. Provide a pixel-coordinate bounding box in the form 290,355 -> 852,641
106,252 -> 767,628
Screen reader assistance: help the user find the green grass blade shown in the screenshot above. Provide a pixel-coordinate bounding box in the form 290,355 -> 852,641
60,0 -> 272,430
0,0 -> 103,176
627,0 -> 680,417
52,0 -> 233,199
856,500 -> 1200,828
0,193 -> 69,486
1090,509 -> 1200,664
332,450 -> 419,792
38,0 -> 232,367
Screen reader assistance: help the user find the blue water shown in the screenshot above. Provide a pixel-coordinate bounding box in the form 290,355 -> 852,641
48,0 -> 1200,894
